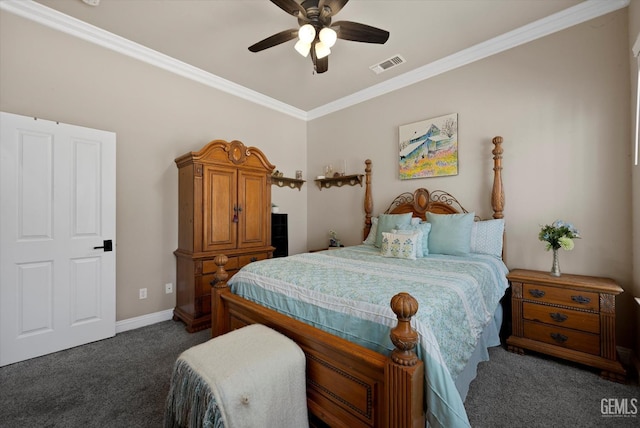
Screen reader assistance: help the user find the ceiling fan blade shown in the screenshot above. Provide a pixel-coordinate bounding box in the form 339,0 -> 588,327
332,20 -> 389,44
323,0 -> 349,17
270,0 -> 307,18
315,55 -> 329,73
248,29 -> 298,52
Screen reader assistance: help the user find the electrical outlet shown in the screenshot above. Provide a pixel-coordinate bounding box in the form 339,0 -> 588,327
165,283 -> 173,294
139,288 -> 147,299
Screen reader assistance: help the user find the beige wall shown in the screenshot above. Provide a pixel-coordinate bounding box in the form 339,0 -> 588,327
308,8 -> 636,348
0,12 -> 307,322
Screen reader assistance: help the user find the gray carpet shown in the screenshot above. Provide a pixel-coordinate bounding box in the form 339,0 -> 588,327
0,320 -> 209,428
465,346 -> 639,428
0,320 -> 638,427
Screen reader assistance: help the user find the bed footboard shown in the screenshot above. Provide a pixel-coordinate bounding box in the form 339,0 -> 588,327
210,255 -> 425,428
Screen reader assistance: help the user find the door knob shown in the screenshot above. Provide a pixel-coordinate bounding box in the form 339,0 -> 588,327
94,239 -> 113,252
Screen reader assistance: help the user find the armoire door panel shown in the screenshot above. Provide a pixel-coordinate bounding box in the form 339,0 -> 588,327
237,171 -> 268,248
203,166 -> 237,252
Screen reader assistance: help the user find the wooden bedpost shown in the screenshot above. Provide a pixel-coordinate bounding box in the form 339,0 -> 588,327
210,254 -> 230,338
386,293 -> 425,428
491,136 -> 504,220
363,159 -> 373,240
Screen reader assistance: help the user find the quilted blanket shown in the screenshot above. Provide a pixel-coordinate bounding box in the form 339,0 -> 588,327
228,245 -> 509,428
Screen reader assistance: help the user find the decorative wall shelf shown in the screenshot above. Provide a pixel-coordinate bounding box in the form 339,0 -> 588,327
272,176 -> 305,191
314,174 -> 364,190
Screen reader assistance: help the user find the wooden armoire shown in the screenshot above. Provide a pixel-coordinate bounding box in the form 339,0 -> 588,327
173,140 -> 275,332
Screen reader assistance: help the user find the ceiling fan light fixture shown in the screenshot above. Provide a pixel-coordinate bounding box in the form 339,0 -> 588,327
298,24 -> 316,44
319,27 -> 337,48
294,40 -> 312,57
315,42 -> 331,59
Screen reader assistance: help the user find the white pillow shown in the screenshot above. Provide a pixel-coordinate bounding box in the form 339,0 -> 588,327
393,222 -> 431,257
363,217 -> 378,245
470,219 -> 505,258
392,229 -> 424,257
380,231 -> 419,260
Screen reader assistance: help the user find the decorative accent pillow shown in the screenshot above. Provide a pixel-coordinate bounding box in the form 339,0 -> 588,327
380,231 -> 419,260
410,217 -> 422,226
363,217 -> 378,245
426,212 -> 475,256
394,222 -> 432,257
470,218 -> 505,258
375,213 -> 413,248
392,229 -> 424,257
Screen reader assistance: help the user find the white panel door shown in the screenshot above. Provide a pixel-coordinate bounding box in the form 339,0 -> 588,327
0,112 -> 116,366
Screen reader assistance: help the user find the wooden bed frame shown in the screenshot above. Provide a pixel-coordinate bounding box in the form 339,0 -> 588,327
210,136 -> 505,428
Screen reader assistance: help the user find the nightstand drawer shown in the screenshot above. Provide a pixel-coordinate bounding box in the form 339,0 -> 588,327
523,321 -> 600,355
523,283 -> 599,311
523,302 -> 599,334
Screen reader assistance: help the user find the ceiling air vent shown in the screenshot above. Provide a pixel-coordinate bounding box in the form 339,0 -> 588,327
370,55 -> 406,74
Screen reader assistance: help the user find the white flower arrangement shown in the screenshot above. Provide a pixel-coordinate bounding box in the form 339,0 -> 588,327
539,220 -> 580,251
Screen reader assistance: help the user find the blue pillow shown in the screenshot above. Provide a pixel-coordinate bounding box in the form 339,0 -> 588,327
426,212 -> 475,256
375,213 -> 413,248
395,222 -> 432,257
363,217 -> 378,245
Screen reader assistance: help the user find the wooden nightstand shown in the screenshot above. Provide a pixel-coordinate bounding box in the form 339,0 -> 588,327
506,268 -> 626,382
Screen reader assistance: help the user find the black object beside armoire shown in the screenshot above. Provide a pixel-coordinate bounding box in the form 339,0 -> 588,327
271,213 -> 288,258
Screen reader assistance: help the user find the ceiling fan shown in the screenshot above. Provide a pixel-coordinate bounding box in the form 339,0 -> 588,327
249,0 -> 389,74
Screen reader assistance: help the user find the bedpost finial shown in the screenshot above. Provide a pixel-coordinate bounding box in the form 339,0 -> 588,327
492,136 -> 503,158
391,292 -> 418,320
212,255 -> 229,288
390,293 -> 419,366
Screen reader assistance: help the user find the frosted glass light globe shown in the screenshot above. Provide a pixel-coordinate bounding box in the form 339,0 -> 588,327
319,27 -> 337,48
298,24 -> 316,43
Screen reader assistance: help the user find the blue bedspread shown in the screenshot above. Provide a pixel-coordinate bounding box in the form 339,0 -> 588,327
228,245 -> 509,428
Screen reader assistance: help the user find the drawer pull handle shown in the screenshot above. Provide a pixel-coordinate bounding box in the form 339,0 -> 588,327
529,289 -> 545,298
549,312 -> 568,322
571,295 -> 591,305
551,333 -> 569,343
551,333 -> 568,343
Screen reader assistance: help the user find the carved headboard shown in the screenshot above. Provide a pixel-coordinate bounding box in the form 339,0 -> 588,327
385,188 -> 478,221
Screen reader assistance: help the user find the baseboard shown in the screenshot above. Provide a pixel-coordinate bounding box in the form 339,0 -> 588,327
115,308 -> 175,334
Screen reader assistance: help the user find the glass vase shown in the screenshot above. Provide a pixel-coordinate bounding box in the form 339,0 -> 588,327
550,248 -> 561,277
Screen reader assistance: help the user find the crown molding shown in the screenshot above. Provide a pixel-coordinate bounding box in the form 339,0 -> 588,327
307,0 -> 630,120
0,0 -> 309,121
1,0 -> 629,122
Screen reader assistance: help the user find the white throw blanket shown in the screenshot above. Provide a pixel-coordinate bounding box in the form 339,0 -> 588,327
166,324 -> 308,428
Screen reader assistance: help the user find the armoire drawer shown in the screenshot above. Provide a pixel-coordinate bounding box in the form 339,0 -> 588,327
523,283 -> 599,311
200,270 -> 239,295
522,302 -> 599,334
239,252 -> 269,267
202,257 -> 239,274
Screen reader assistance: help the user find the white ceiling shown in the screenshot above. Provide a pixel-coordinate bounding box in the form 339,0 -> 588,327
5,1 -> 630,118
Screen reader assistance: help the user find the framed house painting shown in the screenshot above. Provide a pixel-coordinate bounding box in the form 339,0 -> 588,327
399,113 -> 458,179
